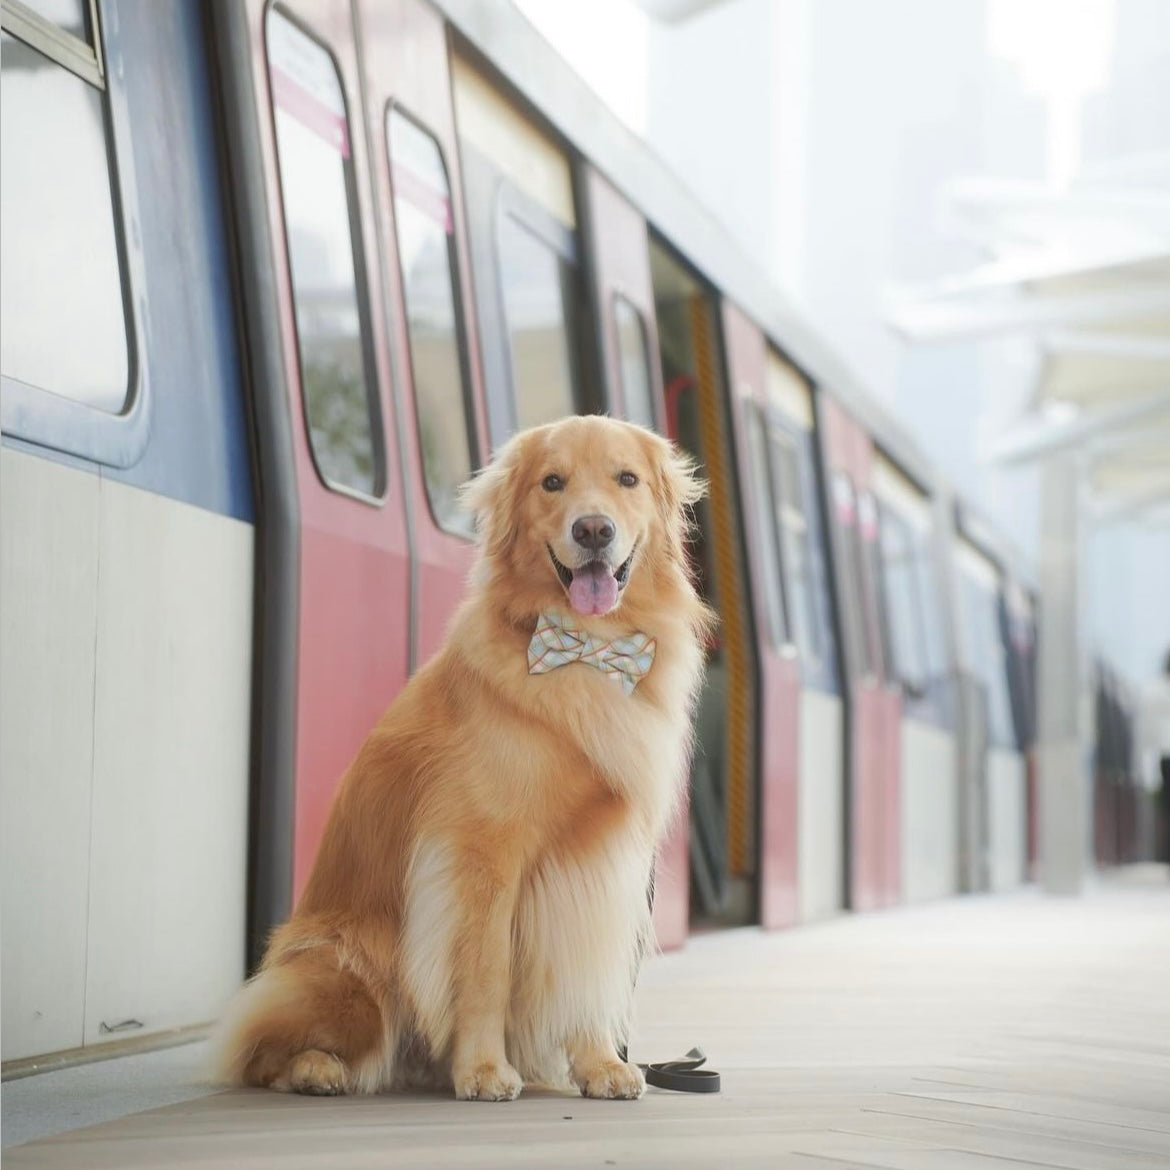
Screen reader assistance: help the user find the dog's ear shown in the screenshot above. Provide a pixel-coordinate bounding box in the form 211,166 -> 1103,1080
459,431 -> 528,561
643,429 -> 706,561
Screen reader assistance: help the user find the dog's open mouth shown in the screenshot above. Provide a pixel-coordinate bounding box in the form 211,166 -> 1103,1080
547,544 -> 636,617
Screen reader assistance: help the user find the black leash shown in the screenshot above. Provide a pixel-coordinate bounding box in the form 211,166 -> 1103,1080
637,1046 -> 721,1094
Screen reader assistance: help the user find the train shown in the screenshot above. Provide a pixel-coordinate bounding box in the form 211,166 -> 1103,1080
0,0 -> 1146,1069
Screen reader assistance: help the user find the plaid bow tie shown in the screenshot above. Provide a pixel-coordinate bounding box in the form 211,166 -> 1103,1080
527,612 -> 656,695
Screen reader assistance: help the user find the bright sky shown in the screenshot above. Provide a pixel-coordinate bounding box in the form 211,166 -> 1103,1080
512,0 -> 650,134
516,0 -> 1121,186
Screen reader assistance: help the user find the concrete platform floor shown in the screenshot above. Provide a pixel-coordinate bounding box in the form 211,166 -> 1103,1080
3,868 -> 1168,1168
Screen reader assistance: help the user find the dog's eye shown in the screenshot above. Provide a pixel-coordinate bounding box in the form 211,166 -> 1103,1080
542,474 -> 565,492
618,471 -> 639,488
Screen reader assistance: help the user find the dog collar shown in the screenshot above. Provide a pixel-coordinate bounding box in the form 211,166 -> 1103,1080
527,612 -> 656,695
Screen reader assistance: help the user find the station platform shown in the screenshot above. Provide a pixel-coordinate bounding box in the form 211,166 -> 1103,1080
4,868 -> 1168,1169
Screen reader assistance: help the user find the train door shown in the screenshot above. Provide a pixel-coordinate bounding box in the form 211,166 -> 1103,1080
649,239 -> 759,936
221,1 -> 413,941
574,168 -> 691,940
1001,579 -> 1036,873
820,398 -> 901,910
872,454 -> 957,903
452,51 -> 597,449
765,355 -> 845,923
356,0 -> 489,664
955,536 -> 1025,891
722,302 -> 801,929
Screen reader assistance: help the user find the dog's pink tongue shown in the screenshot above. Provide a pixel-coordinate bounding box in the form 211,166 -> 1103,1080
568,562 -> 619,616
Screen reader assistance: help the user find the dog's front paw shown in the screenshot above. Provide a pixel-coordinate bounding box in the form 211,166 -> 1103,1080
271,1049 -> 348,1096
453,1059 -> 524,1102
573,1059 -> 645,1100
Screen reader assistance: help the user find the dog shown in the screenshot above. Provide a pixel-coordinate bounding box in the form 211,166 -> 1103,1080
212,415 -> 712,1100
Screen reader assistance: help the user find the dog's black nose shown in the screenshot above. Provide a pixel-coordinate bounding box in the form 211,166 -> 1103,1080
572,514 -> 616,552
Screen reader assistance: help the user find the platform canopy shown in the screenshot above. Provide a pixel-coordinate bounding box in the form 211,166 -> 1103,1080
887,154 -> 1170,528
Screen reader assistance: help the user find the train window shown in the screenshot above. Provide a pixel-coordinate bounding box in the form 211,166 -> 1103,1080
767,426 -> 820,664
957,541 -> 1014,748
857,491 -> 889,681
387,106 -> 476,535
876,504 -> 929,695
3,0 -> 102,85
916,544 -> 948,688
744,402 -> 787,646
497,212 -> 581,430
1,15 -> 130,412
20,0 -> 87,24
612,295 -> 655,429
266,9 -> 383,499
833,473 -> 875,680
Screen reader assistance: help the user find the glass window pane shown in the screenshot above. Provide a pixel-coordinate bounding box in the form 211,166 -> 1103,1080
266,10 -> 381,497
858,491 -> 889,681
388,107 -> 475,534
769,429 -> 819,663
960,570 -> 1013,746
877,505 -> 928,692
613,295 -> 654,428
18,0 -> 87,39
497,213 -> 578,430
833,473 -> 873,678
744,405 -> 786,646
1,32 -> 128,411
915,538 -> 948,684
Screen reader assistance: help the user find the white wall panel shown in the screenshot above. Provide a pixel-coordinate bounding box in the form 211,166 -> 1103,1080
1,450 -> 99,1060
797,689 -> 843,922
900,720 -> 959,904
988,747 -> 1027,891
84,479 -> 253,1045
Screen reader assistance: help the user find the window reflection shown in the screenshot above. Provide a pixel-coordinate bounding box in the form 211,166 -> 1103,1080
745,404 -> 786,646
833,473 -> 874,679
858,491 -> 888,681
267,10 -> 381,497
613,295 -> 654,429
0,31 -> 129,411
497,213 -> 578,430
769,429 -> 820,664
20,0 -> 87,36
877,505 -> 929,693
389,108 -> 475,533
962,571 -> 1014,747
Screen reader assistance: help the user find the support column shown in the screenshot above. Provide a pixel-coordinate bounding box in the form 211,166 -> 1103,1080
1037,454 -> 1088,894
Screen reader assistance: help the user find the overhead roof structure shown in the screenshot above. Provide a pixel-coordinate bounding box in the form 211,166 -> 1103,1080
887,158 -> 1170,529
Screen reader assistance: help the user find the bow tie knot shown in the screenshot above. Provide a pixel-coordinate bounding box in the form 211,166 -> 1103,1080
527,612 -> 656,694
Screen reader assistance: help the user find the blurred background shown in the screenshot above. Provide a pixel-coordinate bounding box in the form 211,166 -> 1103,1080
518,0 -> 1170,688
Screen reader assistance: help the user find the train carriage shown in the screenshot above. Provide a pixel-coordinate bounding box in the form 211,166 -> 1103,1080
1,0 -> 1061,1072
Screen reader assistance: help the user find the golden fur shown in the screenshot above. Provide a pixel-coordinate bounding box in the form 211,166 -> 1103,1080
211,416 -> 712,1100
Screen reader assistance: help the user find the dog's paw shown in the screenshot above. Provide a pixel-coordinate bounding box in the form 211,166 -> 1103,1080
272,1049 -> 348,1096
453,1059 -> 524,1102
573,1059 -> 645,1100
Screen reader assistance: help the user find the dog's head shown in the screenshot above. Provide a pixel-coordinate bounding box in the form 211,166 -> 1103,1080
462,416 -> 704,620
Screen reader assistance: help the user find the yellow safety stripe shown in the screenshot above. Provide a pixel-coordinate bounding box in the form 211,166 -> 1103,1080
689,295 -> 755,877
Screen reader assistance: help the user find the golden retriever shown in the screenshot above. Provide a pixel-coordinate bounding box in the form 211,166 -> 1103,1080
212,415 -> 711,1100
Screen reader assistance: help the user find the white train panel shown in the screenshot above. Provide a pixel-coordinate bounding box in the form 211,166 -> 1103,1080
1,450 -> 100,1060
0,452 -> 253,1060
798,689 -> 844,922
987,746 -> 1027,891
900,719 -> 959,903
84,478 -> 253,1045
